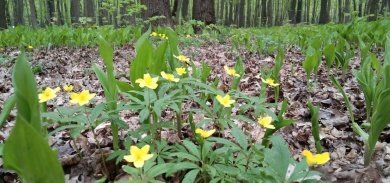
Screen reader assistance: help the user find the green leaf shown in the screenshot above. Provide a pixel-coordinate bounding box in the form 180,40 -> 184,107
170,152 -> 200,162
324,43 -> 335,68
97,36 -> 114,75
231,125 -> 248,150
264,136 -> 291,182
166,162 -> 199,176
0,94 -> 16,127
147,163 -> 172,177
182,169 -> 200,183
130,39 -> 153,90
182,140 -> 201,159
12,53 -> 41,132
3,117 -> 64,183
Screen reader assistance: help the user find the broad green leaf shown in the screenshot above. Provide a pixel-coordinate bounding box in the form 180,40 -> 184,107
231,125 -> 248,150
12,53 -> 41,133
97,36 -> 114,75
0,94 -> 16,127
182,140 -> 201,159
324,43 -> 335,68
147,163 -> 172,177
182,169 -> 200,183
3,117 -> 64,183
264,136 -> 291,182
130,39 -> 153,90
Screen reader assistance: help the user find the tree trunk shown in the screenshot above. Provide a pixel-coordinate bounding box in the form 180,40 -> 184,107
193,0 -> 215,32
312,0 -> 317,23
296,0 -> 302,23
228,0 -> 233,26
254,0 -> 260,26
0,0 -> 6,29
289,0 -> 297,24
246,0 -> 252,27
141,0 -> 173,27
261,0 -> 267,25
238,0 -> 245,27
267,0 -> 273,26
181,0 -> 189,20
28,0 -> 38,27
338,0 -> 343,23
367,0 -> 379,21
344,0 -> 351,22
84,0 -> 94,17
319,0 -> 330,24
13,0 -> 24,25
305,0 -> 310,23
71,0 -> 80,23
358,0 -> 363,16
220,0 -> 225,24
224,0 -> 230,25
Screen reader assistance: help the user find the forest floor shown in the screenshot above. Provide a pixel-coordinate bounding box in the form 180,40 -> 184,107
0,41 -> 390,183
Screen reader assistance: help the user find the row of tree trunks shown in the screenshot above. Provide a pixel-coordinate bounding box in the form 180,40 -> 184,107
0,0 -> 6,29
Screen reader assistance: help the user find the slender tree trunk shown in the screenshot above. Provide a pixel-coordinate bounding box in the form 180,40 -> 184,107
228,0 -> 233,25
71,0 -> 80,23
28,0 -> 38,27
56,0 -> 64,25
289,0 -> 297,24
353,0 -> 357,12
305,0 -> 310,23
238,0 -> 245,27
220,0 -> 225,24
344,0 -> 351,22
141,0 -> 173,26
267,0 -> 273,26
312,0 -> 317,23
193,0 -> 215,32
367,0 -> 379,21
358,0 -> 363,16
254,0 -> 260,26
246,0 -> 252,27
13,0 -> 24,25
84,0 -> 95,18
338,0 -> 343,23
181,0 -> 189,20
46,0 -> 55,23
319,0 -> 330,24
0,0 -> 6,29
235,0 -> 239,25
261,0 -> 267,25
224,0 -> 230,25
296,0 -> 302,23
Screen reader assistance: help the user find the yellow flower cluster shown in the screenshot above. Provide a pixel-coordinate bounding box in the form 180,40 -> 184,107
224,66 -> 240,77
38,84 -> 95,106
195,128 -> 216,138
261,78 -> 279,87
174,55 -> 191,64
150,32 -> 168,39
216,94 -> 235,108
124,144 -> 154,168
302,150 -> 330,166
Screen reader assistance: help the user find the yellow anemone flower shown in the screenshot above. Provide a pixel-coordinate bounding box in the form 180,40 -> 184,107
186,34 -> 192,38
176,67 -> 187,76
70,90 -> 95,106
135,74 -> 159,89
195,128 -> 216,138
161,71 -> 180,82
261,78 -> 279,87
38,87 -> 61,103
150,32 -> 158,37
124,145 -> 154,168
258,116 -> 275,129
63,84 -> 73,92
28,45 -> 33,49
224,66 -> 240,77
174,55 -> 190,63
216,94 -> 235,107
301,150 -> 330,166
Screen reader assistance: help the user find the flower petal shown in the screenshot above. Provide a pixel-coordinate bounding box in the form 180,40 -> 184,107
133,160 -> 145,168
123,155 -> 135,163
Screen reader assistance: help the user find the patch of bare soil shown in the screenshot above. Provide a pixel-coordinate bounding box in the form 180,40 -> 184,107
0,42 -> 389,182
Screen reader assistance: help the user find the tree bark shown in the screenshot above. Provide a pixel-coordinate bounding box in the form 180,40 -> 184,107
224,0 -> 230,25
267,0 -> 273,26
296,0 -> 302,23
28,0 -> 38,27
238,0 -> 245,27
141,0 -> 173,27
13,0 -> 24,25
338,0 -> 343,23
246,0 -> 252,27
312,0 -> 317,23
84,0 -> 95,17
344,0 -> 351,22
71,0 -> 80,23
193,0 -> 215,32
0,0 -> 6,29
261,0 -> 267,25
319,0 -> 330,24
254,0 -> 260,26
228,0 -> 233,26
358,0 -> 363,16
220,0 -> 225,24
181,0 -> 189,20
289,0 -> 297,24
305,0 -> 310,23
366,0 -> 379,21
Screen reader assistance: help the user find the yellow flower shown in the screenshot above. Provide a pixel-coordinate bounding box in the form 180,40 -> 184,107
195,128 -> 216,138
186,34 -> 191,38
28,45 -> 33,49
63,84 -> 73,92
224,66 -> 240,77
176,67 -> 187,76
261,78 -> 279,87
161,71 -> 179,82
174,55 -> 190,63
124,145 -> 154,168
150,32 -> 158,37
38,87 -> 61,103
70,90 -> 95,106
135,74 -> 159,89
216,94 -> 235,107
301,150 -> 330,166
258,116 -> 275,129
